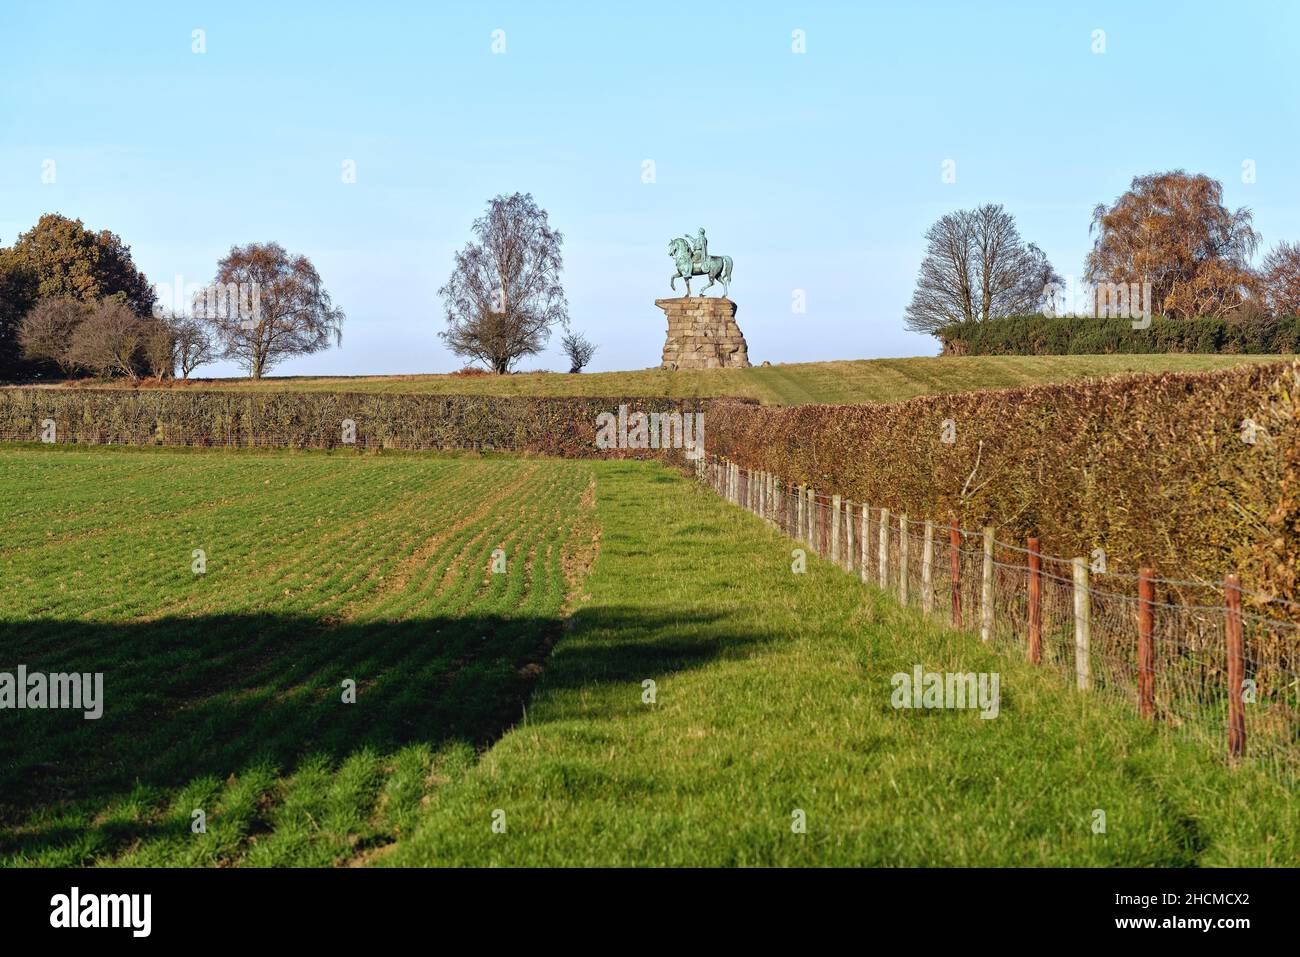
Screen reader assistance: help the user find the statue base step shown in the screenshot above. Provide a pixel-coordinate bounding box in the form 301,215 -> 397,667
655,297 -> 751,370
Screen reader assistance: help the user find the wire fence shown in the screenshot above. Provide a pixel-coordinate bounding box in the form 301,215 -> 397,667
697,455 -> 1300,783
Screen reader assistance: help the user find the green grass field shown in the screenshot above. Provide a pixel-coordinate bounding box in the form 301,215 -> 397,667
64,353 -> 1287,405
1,446 -> 1294,866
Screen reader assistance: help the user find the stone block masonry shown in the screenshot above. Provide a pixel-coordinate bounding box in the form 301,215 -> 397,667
656,297 -> 751,370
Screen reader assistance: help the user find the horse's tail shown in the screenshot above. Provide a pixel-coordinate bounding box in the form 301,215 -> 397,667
722,256 -> 733,282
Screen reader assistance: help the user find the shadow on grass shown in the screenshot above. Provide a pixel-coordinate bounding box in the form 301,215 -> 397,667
0,604 -> 770,862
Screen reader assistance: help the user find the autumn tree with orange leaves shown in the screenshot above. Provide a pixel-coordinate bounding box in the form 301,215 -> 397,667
1085,170 -> 1259,319
1259,241 -> 1300,317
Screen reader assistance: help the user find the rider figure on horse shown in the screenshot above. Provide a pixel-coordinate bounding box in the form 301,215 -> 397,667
688,227 -> 708,268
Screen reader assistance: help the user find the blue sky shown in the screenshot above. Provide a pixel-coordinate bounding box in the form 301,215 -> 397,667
2,1 -> 1298,375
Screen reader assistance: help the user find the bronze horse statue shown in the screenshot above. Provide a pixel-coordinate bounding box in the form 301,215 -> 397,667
669,236 -> 733,297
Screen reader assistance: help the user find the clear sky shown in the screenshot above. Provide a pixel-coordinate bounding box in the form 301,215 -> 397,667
2,1 -> 1298,376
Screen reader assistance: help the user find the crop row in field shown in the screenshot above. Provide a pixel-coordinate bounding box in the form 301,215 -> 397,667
0,447 -> 595,865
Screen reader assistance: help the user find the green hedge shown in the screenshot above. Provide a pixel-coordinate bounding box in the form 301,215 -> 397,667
938,314 -> 1300,356
0,389 -> 714,458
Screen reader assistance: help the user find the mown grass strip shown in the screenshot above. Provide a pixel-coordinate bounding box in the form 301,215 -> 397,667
111,354 -> 1287,405
384,461 -> 1298,866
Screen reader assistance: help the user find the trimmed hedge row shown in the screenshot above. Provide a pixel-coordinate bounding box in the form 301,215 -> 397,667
938,314 -> 1300,356
705,361 -> 1296,602
8,368 -> 1300,606
0,389 -> 713,458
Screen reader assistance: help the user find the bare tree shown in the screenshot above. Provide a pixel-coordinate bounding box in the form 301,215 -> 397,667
206,242 -> 345,379
69,297 -> 146,379
19,298 -> 87,374
439,193 -> 568,373
173,317 -> 215,378
904,204 -> 1061,335
141,319 -> 177,379
561,330 -> 596,373
1260,240 -> 1300,317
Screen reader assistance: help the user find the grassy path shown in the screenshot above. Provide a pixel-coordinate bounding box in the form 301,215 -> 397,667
49,354 -> 1287,405
386,461 -> 1297,866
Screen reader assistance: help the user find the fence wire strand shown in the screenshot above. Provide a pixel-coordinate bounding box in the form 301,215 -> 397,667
699,455 -> 1300,783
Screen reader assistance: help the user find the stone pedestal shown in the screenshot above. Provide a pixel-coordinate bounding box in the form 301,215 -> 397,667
656,297 -> 751,370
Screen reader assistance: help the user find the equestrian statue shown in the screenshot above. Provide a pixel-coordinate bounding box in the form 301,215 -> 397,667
669,227 -> 733,297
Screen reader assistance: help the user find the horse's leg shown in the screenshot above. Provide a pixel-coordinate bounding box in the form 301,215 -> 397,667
699,274 -> 714,296
670,273 -> 678,293
704,260 -> 725,296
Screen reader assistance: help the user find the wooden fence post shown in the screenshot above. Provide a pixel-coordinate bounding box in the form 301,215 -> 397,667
816,494 -> 826,553
815,489 -> 823,553
796,485 -> 805,541
800,486 -> 808,545
831,495 -> 841,565
844,499 -> 854,572
1138,567 -> 1155,719
1027,537 -> 1041,664
1072,557 -> 1091,691
1225,574 -> 1246,759
791,483 -> 798,539
878,508 -> 890,589
980,527 -> 994,643
949,519 -> 962,628
898,514 -> 910,604
860,505 -> 869,584
921,521 -> 934,613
